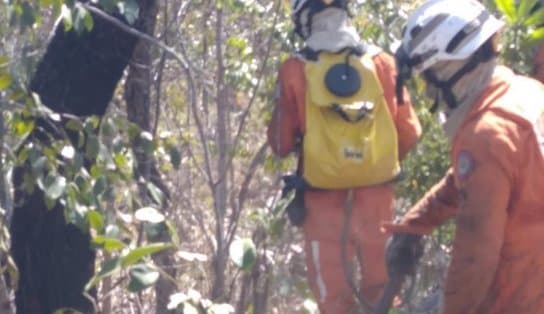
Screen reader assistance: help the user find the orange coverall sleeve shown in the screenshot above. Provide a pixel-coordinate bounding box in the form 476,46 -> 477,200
381,169 -> 459,235
442,141 -> 510,313
267,58 -> 305,157
373,52 -> 422,160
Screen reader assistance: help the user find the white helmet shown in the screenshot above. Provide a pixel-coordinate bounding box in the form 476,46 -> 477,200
398,0 -> 503,74
395,0 -> 503,104
290,0 -> 348,39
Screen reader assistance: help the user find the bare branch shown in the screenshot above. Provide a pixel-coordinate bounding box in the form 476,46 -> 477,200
226,142 -> 268,244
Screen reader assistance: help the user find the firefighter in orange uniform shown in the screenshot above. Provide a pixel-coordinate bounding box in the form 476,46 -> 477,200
267,0 -> 422,312
383,0 -> 544,313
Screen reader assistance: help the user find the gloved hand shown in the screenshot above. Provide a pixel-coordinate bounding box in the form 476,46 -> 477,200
385,233 -> 424,279
381,220 -> 432,235
281,175 -> 307,227
286,190 -> 305,227
375,233 -> 424,314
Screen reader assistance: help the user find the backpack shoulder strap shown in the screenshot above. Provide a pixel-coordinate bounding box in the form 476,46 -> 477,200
297,43 -> 369,62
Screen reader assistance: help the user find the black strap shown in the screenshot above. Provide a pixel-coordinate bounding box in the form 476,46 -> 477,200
298,43 -> 367,61
423,40 -> 495,111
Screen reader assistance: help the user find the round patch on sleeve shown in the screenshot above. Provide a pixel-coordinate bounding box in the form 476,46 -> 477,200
456,150 -> 475,181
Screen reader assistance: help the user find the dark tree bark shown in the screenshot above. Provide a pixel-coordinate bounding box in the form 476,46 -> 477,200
10,2 -> 155,313
123,1 -> 176,313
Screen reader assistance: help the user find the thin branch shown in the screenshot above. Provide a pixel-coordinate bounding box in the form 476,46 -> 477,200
226,142 -> 268,244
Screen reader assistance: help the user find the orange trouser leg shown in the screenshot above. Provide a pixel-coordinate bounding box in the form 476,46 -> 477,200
304,237 -> 356,314
303,186 -> 394,313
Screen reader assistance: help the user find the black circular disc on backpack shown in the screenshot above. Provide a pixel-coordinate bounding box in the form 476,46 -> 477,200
324,63 -> 361,97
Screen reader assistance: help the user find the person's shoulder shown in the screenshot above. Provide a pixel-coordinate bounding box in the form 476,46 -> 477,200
278,56 -> 305,81
456,110 -> 519,159
367,47 -> 400,86
367,46 -> 394,70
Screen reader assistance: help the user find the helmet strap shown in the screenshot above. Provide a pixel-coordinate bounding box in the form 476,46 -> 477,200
423,43 -> 494,112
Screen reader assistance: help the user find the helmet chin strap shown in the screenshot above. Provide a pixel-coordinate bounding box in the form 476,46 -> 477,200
423,45 -> 491,113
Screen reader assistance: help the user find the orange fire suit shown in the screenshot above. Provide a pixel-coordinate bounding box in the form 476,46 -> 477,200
382,66 -> 544,313
267,51 -> 421,313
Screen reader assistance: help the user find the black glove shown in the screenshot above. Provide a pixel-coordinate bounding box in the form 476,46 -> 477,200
281,175 -> 307,227
385,233 -> 424,278
285,190 -> 305,226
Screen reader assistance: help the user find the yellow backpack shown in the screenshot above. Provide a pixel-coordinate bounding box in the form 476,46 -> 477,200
302,49 -> 400,189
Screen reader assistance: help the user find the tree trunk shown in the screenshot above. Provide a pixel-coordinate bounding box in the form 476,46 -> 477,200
10,2 -> 151,313
0,106 -> 14,314
124,1 -> 176,313
211,6 -> 229,302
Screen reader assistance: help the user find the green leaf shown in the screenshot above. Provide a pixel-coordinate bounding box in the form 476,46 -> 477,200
61,4 -> 73,31
165,220 -> 181,247
517,0 -> 539,20
0,75 -> 12,90
127,264 -> 160,292
118,0 -> 140,25
229,238 -> 256,272
495,0 -> 516,21
45,196 -> 57,210
146,182 -> 164,205
98,0 -> 116,12
73,4 -> 90,34
169,146 -> 181,169
13,119 -> 34,136
21,2 -> 36,27
44,174 -> 67,200
93,235 -> 126,252
529,26 -> 544,42
85,135 -> 100,160
93,176 -> 107,196
84,6 -> 94,31
121,242 -> 172,267
139,131 -> 154,155
525,6 -> 544,26
31,156 -> 47,172
144,220 -> 167,240
87,210 -> 104,232
85,257 -> 122,290
105,224 -> 120,238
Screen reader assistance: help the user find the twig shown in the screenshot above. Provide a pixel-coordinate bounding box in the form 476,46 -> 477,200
226,142 -> 268,245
